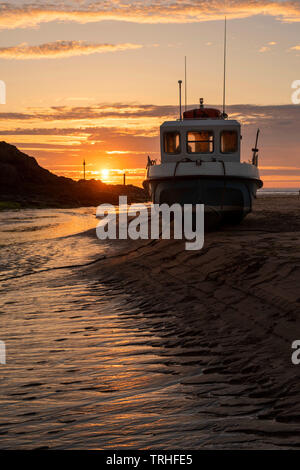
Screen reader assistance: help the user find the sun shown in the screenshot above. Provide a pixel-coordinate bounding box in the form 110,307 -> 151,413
101,168 -> 110,179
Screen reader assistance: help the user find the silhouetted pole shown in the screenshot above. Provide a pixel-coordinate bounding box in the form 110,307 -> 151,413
223,17 -> 227,116
178,80 -> 182,120
83,159 -> 86,180
123,172 -> 126,185
184,56 -> 187,112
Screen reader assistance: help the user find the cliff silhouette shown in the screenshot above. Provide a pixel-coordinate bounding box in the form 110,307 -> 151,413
0,142 -> 147,208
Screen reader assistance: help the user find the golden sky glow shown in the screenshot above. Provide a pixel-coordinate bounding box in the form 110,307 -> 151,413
0,1 -> 300,188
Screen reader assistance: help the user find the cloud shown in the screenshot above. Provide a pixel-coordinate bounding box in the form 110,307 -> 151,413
259,41 -> 277,52
0,103 -> 177,120
1,1 -> 300,30
259,46 -> 270,52
0,103 -> 299,126
0,40 -> 142,59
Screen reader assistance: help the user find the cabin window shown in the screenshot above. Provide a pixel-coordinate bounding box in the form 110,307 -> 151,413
164,132 -> 181,154
187,131 -> 214,154
221,130 -> 238,153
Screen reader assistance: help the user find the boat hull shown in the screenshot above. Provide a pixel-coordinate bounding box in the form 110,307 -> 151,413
144,175 -> 262,226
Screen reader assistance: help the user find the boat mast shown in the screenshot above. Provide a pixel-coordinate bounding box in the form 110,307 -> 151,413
178,80 -> 182,120
222,17 -> 227,118
184,56 -> 187,112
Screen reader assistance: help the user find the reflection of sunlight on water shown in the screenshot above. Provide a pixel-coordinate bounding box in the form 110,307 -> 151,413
0,207 -> 106,281
0,204 -> 155,281
1,271 -> 192,449
0,207 -> 97,245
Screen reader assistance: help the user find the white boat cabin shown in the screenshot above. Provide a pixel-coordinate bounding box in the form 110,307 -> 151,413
160,119 -> 241,164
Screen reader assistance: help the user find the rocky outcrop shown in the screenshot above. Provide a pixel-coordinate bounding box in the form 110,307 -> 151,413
0,141 -> 147,207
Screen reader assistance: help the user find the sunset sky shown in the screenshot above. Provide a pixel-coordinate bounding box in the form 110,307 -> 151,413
1,0 -> 300,187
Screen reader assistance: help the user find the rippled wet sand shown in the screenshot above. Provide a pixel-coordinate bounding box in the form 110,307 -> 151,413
1,198 -> 300,449
1,269 -> 210,449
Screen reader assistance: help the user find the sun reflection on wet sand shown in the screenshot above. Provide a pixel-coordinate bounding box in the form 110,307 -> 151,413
1,270 -> 197,449
1,210 -> 198,449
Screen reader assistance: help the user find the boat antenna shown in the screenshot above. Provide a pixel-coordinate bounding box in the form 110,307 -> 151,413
252,128 -> 260,166
184,56 -> 187,112
178,80 -> 182,120
222,16 -> 228,118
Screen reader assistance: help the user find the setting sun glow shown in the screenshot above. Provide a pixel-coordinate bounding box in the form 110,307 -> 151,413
101,169 -> 110,180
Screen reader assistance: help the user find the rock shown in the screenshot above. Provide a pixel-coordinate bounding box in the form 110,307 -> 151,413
0,141 -> 147,208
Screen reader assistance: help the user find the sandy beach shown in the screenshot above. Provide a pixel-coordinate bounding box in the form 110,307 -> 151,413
1,195 -> 300,449
85,195 -> 300,448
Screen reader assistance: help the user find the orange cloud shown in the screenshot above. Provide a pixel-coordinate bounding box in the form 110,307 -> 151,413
259,41 -> 277,52
0,40 -> 143,59
1,1 -> 300,30
1,103 -> 300,128
259,46 -> 271,52
0,103 -> 177,121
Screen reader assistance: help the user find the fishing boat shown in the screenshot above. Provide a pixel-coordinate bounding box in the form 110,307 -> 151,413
143,20 -> 263,226
143,99 -> 263,225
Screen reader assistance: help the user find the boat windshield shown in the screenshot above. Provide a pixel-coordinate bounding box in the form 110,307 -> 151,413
221,130 -> 238,153
187,131 -> 214,154
164,132 -> 181,154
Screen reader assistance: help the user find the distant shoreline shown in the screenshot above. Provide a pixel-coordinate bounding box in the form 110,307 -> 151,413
0,196 -> 150,211
0,191 -> 298,211
258,188 -> 299,196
